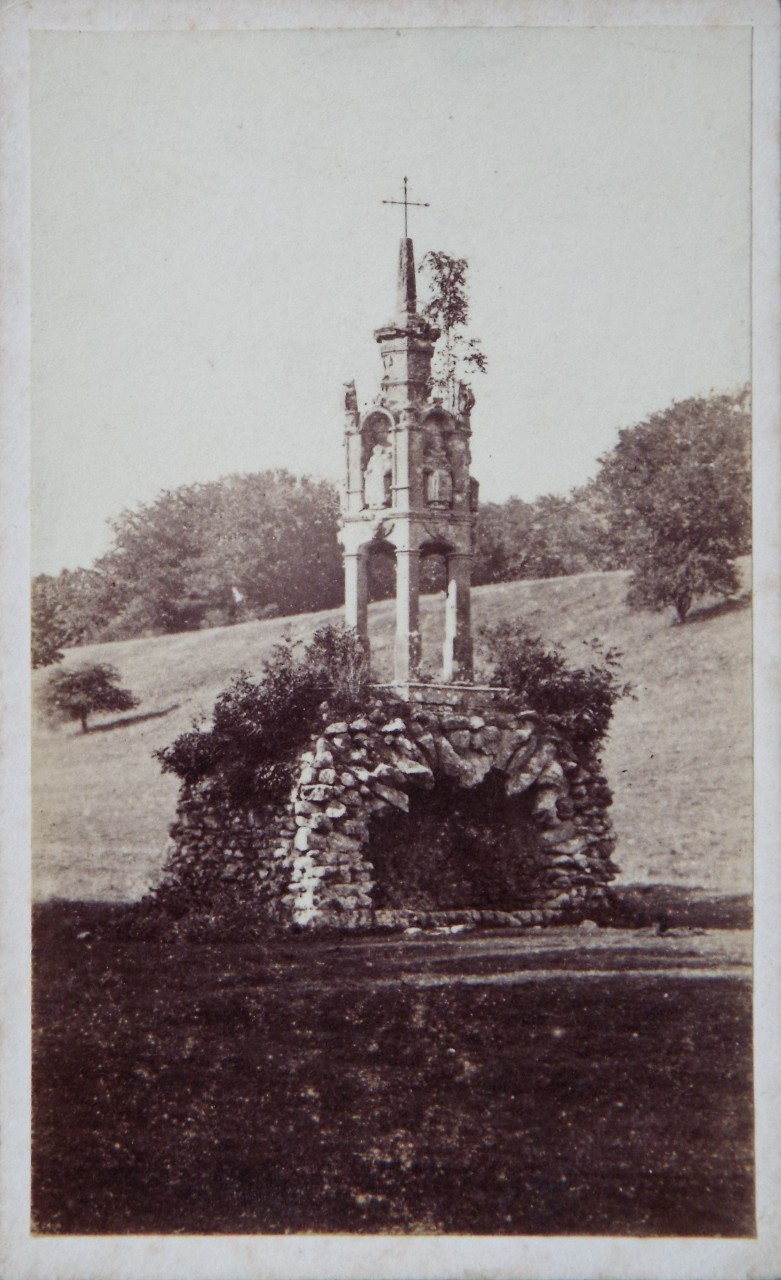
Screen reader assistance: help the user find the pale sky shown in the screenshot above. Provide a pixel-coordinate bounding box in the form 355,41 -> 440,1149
31,25 -> 751,576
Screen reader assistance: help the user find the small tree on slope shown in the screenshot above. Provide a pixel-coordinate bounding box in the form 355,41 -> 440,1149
596,389 -> 751,622
41,662 -> 139,733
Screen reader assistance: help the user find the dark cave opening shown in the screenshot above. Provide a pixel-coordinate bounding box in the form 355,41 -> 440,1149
367,770 -> 544,912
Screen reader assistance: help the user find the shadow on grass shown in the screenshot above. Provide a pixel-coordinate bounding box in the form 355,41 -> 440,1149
32,897 -> 755,1237
87,704 -> 180,734
683,594 -> 752,626
610,883 -> 752,931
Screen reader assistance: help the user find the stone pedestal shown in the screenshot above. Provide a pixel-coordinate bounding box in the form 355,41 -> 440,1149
159,691 -> 620,932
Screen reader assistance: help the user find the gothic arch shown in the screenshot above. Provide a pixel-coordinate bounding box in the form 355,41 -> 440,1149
359,408 -> 394,454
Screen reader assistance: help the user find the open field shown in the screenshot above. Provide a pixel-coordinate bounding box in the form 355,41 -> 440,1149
32,901 -> 754,1236
32,566 -> 753,902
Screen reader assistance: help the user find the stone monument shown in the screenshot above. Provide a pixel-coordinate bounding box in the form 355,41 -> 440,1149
160,192 -> 620,930
339,234 -> 476,686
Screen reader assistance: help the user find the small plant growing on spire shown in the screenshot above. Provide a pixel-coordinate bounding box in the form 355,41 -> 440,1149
418,251 -> 487,410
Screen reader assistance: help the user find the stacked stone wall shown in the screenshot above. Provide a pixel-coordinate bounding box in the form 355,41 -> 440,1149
160,793 -> 296,915
159,692 -> 619,930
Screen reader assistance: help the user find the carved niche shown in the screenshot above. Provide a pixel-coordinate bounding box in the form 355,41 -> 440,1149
423,430 -> 454,510
364,442 -> 392,509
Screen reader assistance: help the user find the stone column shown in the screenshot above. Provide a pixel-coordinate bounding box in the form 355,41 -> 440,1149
391,422 -> 410,511
394,548 -> 421,683
443,553 -> 473,681
344,429 -> 364,514
344,550 -> 369,647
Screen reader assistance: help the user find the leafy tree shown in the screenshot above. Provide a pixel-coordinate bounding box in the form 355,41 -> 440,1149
479,619 -> 631,751
48,566 -> 129,646
155,624 -> 370,805
418,251 -> 487,408
31,576 -> 67,667
596,389 -> 751,621
40,662 -> 139,733
42,471 -> 345,644
473,486 -> 614,586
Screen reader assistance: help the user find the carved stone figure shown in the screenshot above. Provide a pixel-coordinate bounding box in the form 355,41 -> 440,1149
364,443 -> 392,509
426,464 -> 453,508
458,382 -> 476,416
343,381 -> 358,412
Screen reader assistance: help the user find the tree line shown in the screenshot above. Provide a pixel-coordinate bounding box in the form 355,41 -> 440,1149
32,388 -> 751,666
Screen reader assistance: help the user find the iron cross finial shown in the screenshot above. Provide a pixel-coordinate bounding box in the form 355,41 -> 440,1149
382,177 -> 429,240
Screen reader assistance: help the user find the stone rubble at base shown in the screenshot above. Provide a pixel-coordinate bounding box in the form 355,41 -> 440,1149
163,690 -> 619,931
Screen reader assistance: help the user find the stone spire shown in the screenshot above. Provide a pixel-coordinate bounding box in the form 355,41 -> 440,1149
396,237 -> 417,319
374,238 -> 439,408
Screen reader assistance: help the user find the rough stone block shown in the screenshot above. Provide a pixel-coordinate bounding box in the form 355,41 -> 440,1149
538,821 -> 578,848
436,735 -> 492,787
300,784 -> 336,803
413,733 -> 438,764
549,835 -> 591,861
380,718 -> 407,734
341,819 -> 368,837
374,783 -> 409,811
442,714 -> 470,731
495,727 -> 534,771
506,742 -> 557,794
392,757 -> 434,784
536,760 -> 566,788
372,763 -> 407,788
321,888 -> 374,911
531,789 -> 559,820
326,831 -> 364,853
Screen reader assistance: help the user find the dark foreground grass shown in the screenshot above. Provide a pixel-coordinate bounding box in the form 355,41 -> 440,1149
33,902 -> 754,1237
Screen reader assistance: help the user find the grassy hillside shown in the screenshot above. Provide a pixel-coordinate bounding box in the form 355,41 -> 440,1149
31,567 -> 752,902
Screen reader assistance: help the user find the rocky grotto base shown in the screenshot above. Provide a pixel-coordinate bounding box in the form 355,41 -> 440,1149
159,687 -> 619,932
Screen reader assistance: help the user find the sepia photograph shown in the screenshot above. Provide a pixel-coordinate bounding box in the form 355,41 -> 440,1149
1,2 -> 779,1278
